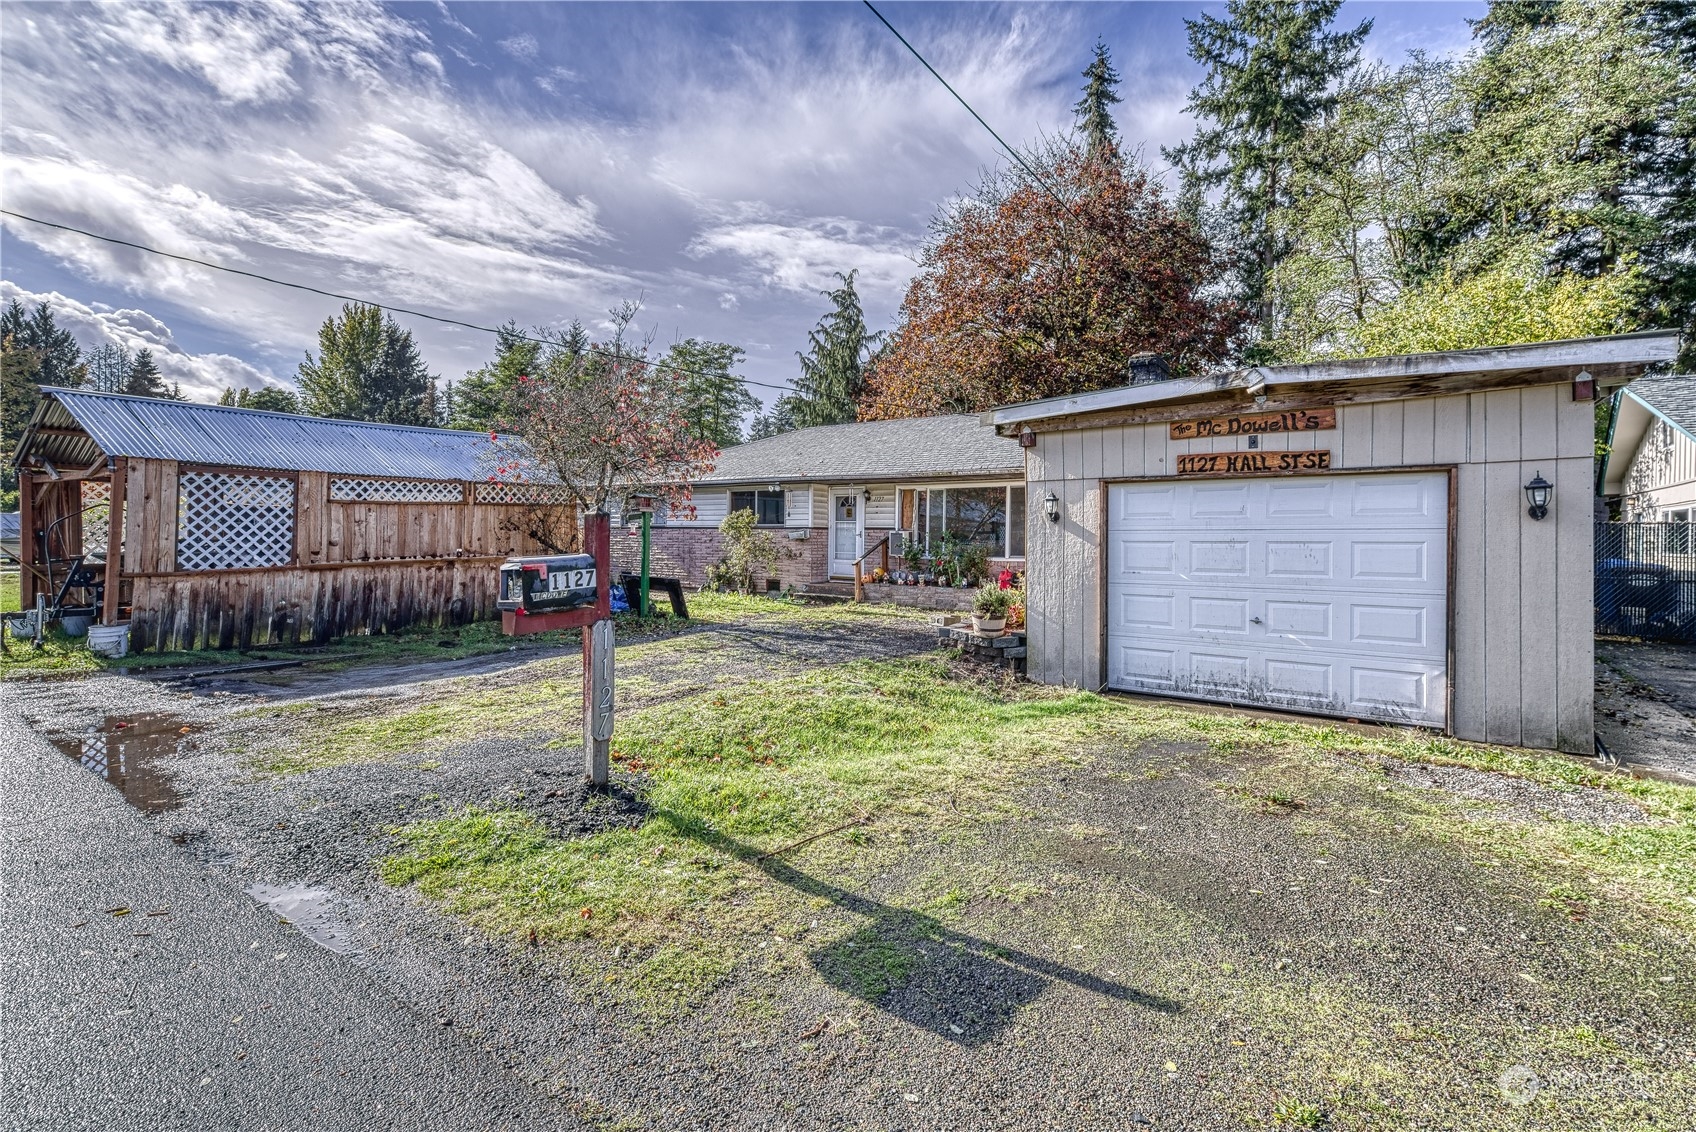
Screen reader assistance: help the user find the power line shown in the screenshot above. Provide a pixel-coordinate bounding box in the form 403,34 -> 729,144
0,208 -> 797,394
860,0 -> 1072,212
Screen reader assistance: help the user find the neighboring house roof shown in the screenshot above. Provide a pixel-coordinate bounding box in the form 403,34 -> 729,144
1624,373 -> 1696,441
697,415 -> 1024,485
1600,372 -> 1696,496
987,331 -> 1682,428
14,388 -> 506,481
0,512 -> 19,562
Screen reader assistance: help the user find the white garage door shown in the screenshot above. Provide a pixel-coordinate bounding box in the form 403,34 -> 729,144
1105,472 -> 1448,727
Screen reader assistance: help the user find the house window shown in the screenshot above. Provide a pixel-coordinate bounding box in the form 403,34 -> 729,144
730,489 -> 785,526
1666,509 -> 1692,554
899,485 -> 1025,559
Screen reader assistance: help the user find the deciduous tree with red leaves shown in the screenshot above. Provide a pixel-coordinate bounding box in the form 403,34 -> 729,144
860,136 -> 1244,419
488,304 -> 718,536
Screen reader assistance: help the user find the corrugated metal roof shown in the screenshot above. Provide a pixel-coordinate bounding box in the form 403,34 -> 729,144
19,388 -> 505,480
697,414 -> 1024,484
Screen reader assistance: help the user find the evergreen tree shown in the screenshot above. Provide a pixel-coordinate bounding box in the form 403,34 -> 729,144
745,400 -> 797,441
85,344 -> 133,393
448,320 -> 590,431
784,270 -> 880,428
2,333 -> 43,504
121,348 -> 174,398
297,303 -> 437,425
0,299 -> 86,388
218,385 -> 301,413
660,338 -> 757,448
1074,39 -> 1123,158
1163,0 -> 1372,340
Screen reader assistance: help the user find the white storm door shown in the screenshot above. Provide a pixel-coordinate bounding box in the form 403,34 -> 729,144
831,491 -> 864,576
1105,473 -> 1449,727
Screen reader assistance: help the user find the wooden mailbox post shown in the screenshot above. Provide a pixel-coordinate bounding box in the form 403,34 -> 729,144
498,511 -> 615,784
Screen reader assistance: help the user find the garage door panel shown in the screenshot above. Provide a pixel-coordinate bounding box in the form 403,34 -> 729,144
1189,483 -> 1251,519
1351,476 -> 1444,520
1351,540 -> 1434,583
1264,479 -> 1336,520
1265,539 -> 1335,579
1106,472 -> 1449,727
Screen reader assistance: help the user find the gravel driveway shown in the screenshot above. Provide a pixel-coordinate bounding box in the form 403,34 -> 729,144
4,608 -> 1692,1130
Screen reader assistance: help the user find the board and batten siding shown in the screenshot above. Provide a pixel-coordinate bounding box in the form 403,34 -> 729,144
1025,385 -> 1595,753
1622,419 -> 1696,517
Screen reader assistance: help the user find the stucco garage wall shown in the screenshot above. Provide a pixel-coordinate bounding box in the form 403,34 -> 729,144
1024,384 -> 1596,753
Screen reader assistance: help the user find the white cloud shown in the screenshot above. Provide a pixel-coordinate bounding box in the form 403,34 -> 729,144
497,33 -> 538,62
2,281 -> 282,402
688,210 -> 917,299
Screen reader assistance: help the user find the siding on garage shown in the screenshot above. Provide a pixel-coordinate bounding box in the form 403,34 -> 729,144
1024,386 -> 1596,753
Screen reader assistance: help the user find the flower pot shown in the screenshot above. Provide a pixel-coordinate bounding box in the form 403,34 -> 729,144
971,615 -> 1006,636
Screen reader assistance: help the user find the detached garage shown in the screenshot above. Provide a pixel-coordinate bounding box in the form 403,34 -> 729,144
990,332 -> 1681,754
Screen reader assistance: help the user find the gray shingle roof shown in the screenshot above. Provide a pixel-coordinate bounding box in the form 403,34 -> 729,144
698,415 -> 1024,484
1629,373 -> 1696,440
20,388 -> 503,480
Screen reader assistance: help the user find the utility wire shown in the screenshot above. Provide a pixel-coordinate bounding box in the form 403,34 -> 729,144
860,0 -> 1071,213
0,208 -> 797,394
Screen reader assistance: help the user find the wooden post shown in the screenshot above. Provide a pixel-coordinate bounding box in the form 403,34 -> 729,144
18,472 -> 36,608
581,511 -> 614,785
852,560 -> 863,602
880,539 -> 889,574
102,460 -> 125,625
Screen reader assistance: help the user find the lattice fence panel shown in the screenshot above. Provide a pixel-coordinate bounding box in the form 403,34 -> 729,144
475,481 -> 575,506
176,472 -> 296,571
81,480 -> 111,559
330,477 -> 464,504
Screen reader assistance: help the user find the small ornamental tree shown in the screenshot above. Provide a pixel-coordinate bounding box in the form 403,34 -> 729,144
488,305 -> 718,528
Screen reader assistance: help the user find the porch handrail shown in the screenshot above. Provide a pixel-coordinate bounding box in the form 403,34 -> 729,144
850,535 -> 892,602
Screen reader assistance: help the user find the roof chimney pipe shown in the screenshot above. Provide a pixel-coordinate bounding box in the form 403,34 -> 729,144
1127,353 -> 1171,385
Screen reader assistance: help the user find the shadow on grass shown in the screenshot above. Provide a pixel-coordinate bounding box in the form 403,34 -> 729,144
654,808 -> 1181,1047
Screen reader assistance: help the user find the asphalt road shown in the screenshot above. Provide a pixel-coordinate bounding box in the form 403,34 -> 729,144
0,697 -> 578,1132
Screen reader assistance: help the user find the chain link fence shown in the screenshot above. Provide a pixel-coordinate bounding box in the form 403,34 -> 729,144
1595,521 -> 1696,643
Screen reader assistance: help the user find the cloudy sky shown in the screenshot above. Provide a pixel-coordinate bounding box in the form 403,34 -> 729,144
0,1 -> 1482,408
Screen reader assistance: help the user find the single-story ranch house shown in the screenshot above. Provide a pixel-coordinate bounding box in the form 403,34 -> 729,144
990,331 -> 1681,755
1599,372 -> 1695,525
612,414 -> 1026,590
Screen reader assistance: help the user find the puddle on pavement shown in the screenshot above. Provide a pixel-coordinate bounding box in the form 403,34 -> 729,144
247,883 -> 362,956
51,713 -> 195,813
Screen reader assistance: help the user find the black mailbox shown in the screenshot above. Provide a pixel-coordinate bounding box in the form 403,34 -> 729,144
498,553 -> 599,614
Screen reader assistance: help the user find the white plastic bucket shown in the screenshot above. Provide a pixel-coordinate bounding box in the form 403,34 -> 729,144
87,623 -> 131,659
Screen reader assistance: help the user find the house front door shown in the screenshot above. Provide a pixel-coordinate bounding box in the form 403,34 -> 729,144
830,490 -> 864,578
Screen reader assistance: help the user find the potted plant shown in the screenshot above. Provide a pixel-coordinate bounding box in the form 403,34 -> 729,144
971,584 -> 1013,636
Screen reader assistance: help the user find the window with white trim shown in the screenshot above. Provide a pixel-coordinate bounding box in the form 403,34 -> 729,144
729,489 -> 785,526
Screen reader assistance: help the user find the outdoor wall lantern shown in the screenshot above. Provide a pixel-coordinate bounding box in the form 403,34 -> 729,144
1044,492 -> 1060,523
1524,471 -> 1553,521
863,487 -> 873,503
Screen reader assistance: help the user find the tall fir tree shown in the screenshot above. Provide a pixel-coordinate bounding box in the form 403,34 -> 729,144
218,385 -> 301,413
0,299 -> 86,389
1163,0 -> 1372,341
121,348 -> 175,398
1074,39 -> 1123,158
448,320 -> 589,431
783,270 -> 880,429
660,338 -> 757,448
745,399 -> 797,440
297,303 -> 438,425
1,333 -> 43,503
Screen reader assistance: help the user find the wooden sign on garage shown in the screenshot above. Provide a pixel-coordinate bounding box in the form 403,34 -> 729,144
1175,450 -> 1332,475
1170,406 -> 1336,440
